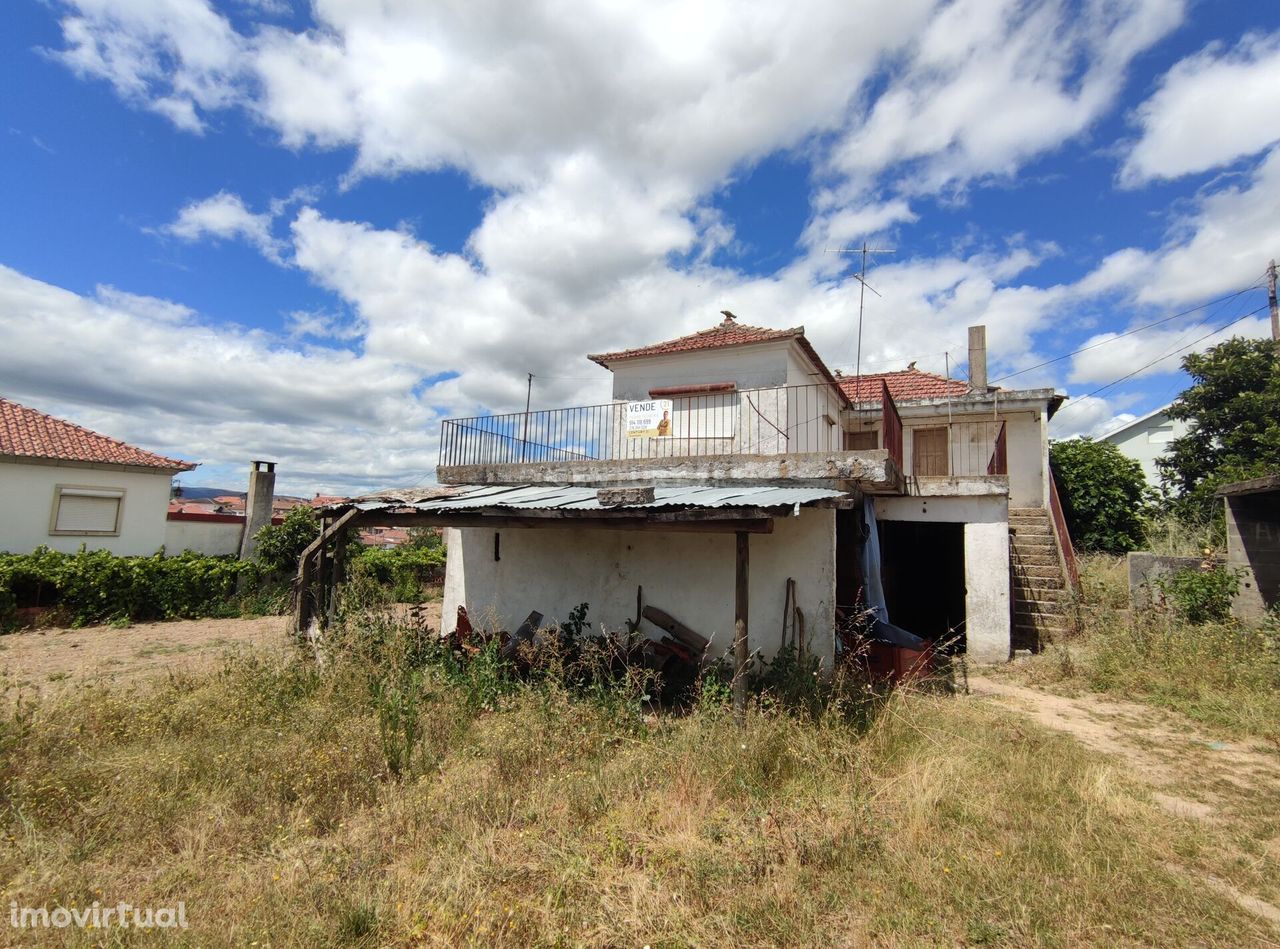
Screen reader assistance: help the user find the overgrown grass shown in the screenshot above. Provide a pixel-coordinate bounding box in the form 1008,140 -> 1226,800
1018,555 -> 1280,742
0,608 -> 1271,945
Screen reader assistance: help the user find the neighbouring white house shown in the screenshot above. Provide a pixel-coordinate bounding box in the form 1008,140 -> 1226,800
1099,402 -> 1188,489
0,397 -> 195,556
309,313 -> 1076,665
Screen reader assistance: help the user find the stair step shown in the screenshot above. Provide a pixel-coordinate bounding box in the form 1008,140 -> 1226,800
1010,523 -> 1052,535
1016,565 -> 1065,579
1014,614 -> 1069,631
1012,535 -> 1055,549
1016,600 -> 1066,616
1014,583 -> 1066,598
1009,507 -> 1048,517
1012,552 -> 1060,567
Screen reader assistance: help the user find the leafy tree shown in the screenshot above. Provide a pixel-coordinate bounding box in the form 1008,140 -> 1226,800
1159,337 -> 1280,521
1050,438 -> 1150,554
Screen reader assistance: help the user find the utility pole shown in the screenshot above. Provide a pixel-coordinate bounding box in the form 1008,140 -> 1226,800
519,372 -> 533,462
1268,258 -> 1279,345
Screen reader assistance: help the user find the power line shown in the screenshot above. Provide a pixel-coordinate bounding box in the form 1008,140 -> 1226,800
1054,303 -> 1270,416
991,279 -> 1267,384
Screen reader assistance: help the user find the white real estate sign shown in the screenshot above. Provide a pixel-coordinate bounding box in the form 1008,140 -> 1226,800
626,399 -> 673,438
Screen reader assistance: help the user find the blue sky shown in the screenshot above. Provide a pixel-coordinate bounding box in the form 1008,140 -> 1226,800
1,0 -> 1278,494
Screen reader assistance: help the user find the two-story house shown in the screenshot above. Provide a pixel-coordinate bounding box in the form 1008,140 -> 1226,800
305,313 -> 1074,665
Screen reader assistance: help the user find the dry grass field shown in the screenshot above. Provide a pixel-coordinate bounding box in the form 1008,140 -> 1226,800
0,586 -> 1277,946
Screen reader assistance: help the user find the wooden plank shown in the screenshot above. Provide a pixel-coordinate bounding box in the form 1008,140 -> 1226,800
642,605 -> 709,652
733,530 -> 749,721
291,507 -> 362,637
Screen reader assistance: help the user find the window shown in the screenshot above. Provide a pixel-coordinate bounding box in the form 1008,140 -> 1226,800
844,429 -> 879,450
50,485 -> 125,536
1147,424 -> 1175,444
912,427 -> 949,476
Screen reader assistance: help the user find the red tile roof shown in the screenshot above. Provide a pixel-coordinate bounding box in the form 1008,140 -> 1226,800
588,312 -> 804,364
588,311 -> 851,405
0,397 -> 195,471
837,368 -> 971,404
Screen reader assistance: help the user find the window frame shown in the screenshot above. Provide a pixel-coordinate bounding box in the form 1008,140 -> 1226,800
49,484 -> 126,537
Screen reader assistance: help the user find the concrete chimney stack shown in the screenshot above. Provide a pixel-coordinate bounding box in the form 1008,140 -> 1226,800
238,460 -> 277,561
968,325 -> 988,392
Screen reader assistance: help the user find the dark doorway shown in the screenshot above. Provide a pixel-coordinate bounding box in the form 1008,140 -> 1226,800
878,520 -> 966,652
835,508 -> 864,613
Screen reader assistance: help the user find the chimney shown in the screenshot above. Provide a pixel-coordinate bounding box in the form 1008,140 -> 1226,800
238,460 -> 277,561
968,325 -> 988,392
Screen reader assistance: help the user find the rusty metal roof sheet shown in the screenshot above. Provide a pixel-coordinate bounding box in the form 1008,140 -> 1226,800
341,483 -> 846,514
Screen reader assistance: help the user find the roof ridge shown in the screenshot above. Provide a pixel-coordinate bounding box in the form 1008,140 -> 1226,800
0,396 -> 195,470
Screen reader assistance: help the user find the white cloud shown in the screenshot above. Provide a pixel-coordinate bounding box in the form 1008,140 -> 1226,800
828,0 -> 1184,197
0,264 -> 445,494
51,0 -> 245,133
1122,31 -> 1280,184
164,191 -> 286,262
1050,396 -> 1135,439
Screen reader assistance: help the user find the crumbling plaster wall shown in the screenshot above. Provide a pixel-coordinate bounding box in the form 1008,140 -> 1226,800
442,507 -> 837,666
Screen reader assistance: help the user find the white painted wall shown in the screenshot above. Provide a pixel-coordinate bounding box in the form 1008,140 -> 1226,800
1100,408 -> 1186,488
163,517 -> 244,556
0,460 -> 174,555
874,494 -> 1011,663
608,340 -> 793,399
891,408 -> 1046,508
442,507 -> 837,666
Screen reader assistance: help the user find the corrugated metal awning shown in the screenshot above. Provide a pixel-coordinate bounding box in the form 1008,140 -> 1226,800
342,483 -> 847,514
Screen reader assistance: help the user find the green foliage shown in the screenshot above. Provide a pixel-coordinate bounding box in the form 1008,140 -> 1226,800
1160,336 -> 1280,521
348,545 -> 446,602
1049,438 -> 1150,554
1155,565 -> 1241,625
371,668 -> 425,779
252,505 -> 320,575
0,547 -> 257,628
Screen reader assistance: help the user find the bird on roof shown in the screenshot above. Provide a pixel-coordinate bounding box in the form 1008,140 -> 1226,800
720,310 -> 737,322
907,360 -> 917,369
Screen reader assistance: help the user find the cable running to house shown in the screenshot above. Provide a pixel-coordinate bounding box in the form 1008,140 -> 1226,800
1052,303 -> 1270,416
990,279 -> 1267,385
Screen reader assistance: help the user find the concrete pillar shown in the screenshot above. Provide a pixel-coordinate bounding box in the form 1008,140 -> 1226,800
238,460 -> 277,561
968,325 -> 987,392
963,518 -> 1011,662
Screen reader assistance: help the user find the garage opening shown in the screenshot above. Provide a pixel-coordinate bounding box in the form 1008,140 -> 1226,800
878,520 -> 967,653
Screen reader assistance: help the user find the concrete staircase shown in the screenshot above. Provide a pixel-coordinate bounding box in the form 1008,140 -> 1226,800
1009,507 -> 1072,650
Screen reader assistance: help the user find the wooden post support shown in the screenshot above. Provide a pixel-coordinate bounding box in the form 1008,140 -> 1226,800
327,525 -> 347,626
733,530 -> 750,723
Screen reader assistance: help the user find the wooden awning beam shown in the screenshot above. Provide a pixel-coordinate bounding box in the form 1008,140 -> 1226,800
351,511 -> 774,533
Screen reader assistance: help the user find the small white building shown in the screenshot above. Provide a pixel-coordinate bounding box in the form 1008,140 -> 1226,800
1099,403 -> 1187,488
0,397 -> 195,555
312,314 -> 1078,665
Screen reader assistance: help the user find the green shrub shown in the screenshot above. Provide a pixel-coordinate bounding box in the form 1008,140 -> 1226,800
252,505 -> 320,575
1049,438 -> 1151,554
1155,565 -> 1241,625
348,545 -> 446,602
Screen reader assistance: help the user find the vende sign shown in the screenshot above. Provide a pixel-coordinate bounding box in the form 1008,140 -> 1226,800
626,399 -> 673,438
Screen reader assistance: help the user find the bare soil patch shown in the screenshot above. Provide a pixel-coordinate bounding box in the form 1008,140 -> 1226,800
0,601 -> 444,698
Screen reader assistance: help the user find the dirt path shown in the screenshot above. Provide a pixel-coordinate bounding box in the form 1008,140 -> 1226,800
969,674 -> 1280,929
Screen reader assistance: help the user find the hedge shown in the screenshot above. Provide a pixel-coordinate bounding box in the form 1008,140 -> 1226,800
0,547 -> 257,629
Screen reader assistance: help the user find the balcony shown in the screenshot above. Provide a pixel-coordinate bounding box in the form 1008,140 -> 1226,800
437,381 -> 910,492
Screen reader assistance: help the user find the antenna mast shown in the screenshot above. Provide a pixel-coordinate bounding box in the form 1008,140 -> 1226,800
827,241 -> 894,429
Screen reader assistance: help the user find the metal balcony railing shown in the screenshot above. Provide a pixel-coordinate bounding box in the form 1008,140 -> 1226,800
438,382 -> 869,468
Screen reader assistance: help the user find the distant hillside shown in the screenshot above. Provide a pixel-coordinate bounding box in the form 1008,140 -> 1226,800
173,485 -> 243,500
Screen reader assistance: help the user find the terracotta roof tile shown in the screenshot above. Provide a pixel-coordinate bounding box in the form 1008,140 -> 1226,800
0,397 -> 195,471
588,312 -> 803,364
837,368 -> 971,403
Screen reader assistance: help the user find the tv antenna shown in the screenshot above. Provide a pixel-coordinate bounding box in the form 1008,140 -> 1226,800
826,242 -> 894,416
